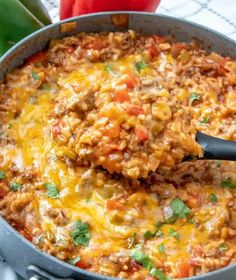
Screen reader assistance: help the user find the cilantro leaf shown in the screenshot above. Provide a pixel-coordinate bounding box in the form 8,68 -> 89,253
158,243 -> 165,254
221,178 -> 236,189
156,221 -> 163,228
104,64 -> 114,74
70,220 -> 90,246
11,182 -> 22,191
218,243 -> 229,252
199,115 -> 210,124
44,183 -> 59,198
168,228 -> 180,240
170,198 -> 191,218
189,92 -> 200,105
0,170 -> 5,179
210,193 -> 218,203
144,231 -> 155,240
149,267 -> 168,280
135,61 -> 148,73
67,256 -> 81,266
131,249 -> 153,269
32,71 -> 40,80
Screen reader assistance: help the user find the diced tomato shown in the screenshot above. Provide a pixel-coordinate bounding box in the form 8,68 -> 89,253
67,46 -> 75,53
52,121 -> 62,139
86,39 -> 106,50
75,259 -> 92,269
153,35 -> 164,44
135,126 -> 149,143
177,261 -> 191,278
190,246 -> 203,266
106,197 -> 125,210
148,44 -> 160,60
129,259 -> 142,272
0,188 -> 8,199
117,73 -> 140,89
26,52 -> 48,64
127,105 -> 144,116
0,182 -> 9,199
114,90 -> 129,103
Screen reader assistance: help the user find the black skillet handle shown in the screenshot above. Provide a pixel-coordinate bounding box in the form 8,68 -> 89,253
27,265 -> 75,280
196,131 -> 236,160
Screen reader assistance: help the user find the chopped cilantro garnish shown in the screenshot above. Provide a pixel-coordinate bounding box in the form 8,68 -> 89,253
149,267 -> 168,280
168,228 -> 180,240
131,248 -> 169,280
165,214 -> 178,224
0,170 -> 5,179
189,92 -> 200,105
11,182 -> 22,191
144,231 -> 155,240
218,243 -> 229,252
199,116 -> 210,124
158,243 -> 165,254
44,183 -> 59,198
188,217 -> 195,224
210,193 -> 218,203
67,256 -> 81,266
156,230 -> 163,237
32,71 -> 40,80
131,248 -> 153,269
104,64 -> 114,74
221,178 -> 236,189
156,221 -> 163,228
135,61 -> 148,73
170,198 -> 191,218
70,220 -> 90,246
40,83 -> 51,90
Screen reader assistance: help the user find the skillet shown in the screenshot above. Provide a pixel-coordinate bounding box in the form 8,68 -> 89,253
0,11 -> 236,280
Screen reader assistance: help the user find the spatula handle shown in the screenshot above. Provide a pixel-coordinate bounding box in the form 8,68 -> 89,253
196,132 -> 236,161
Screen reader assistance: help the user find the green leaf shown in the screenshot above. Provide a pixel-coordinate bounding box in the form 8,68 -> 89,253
218,243 -> 229,252
0,170 -> 5,179
44,183 -> 59,198
70,220 -> 90,246
131,249 -> 153,269
32,71 -> 40,80
156,221 -> 163,228
11,182 -> 22,191
144,231 -> 155,240
165,214 -> 178,224
168,228 -> 180,240
170,198 -> 191,218
189,92 -> 200,105
135,61 -> 148,73
158,243 -> 165,254
221,178 -> 236,189
39,83 -> 51,90
67,256 -> 81,266
199,115 -> 210,124
149,267 -> 168,280
155,230 -> 163,237
104,64 -> 114,74
210,193 -> 218,203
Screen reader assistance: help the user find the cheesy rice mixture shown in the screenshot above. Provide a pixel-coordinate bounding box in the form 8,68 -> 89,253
0,31 -> 236,279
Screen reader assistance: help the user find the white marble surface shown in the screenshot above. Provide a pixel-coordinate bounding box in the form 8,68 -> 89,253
1,0 -> 236,279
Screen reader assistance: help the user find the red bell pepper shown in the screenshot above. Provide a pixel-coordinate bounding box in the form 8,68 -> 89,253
60,0 -> 161,20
